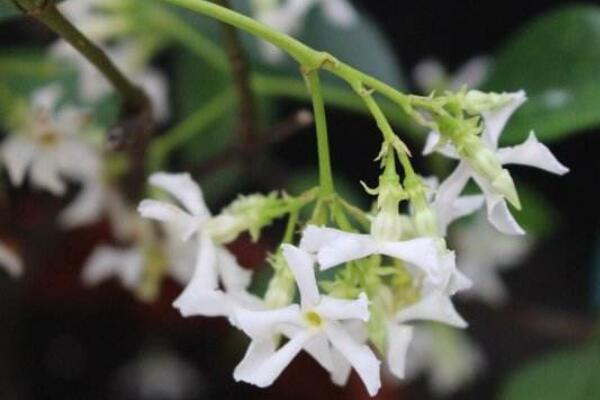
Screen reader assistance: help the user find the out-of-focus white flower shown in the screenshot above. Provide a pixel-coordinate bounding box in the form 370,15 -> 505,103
424,91 -> 569,235
0,85 -> 101,195
82,245 -> 145,290
406,324 -> 484,396
454,212 -> 533,306
413,56 -> 491,94
253,0 -> 357,62
0,241 -> 23,278
111,346 -> 204,400
50,41 -> 169,121
232,245 -> 381,396
138,172 -> 259,317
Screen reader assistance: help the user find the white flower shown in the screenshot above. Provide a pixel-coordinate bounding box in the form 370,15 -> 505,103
0,241 -> 23,278
413,56 -> 491,94
422,177 -> 484,236
253,0 -> 357,63
300,225 -> 444,286
111,346 -> 204,399
423,91 -> 569,235
50,41 -> 169,121
232,245 -> 381,396
454,212 -> 533,306
138,172 -> 259,317
0,85 -> 101,195
385,251 -> 471,380
406,324 -> 484,396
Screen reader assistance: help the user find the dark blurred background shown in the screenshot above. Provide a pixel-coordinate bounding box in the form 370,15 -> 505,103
1,0 -> 600,399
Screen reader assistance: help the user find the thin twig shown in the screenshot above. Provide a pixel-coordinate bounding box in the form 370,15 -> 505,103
213,0 -> 260,157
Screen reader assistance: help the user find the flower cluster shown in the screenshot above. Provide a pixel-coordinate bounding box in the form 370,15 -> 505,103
129,88 -> 567,396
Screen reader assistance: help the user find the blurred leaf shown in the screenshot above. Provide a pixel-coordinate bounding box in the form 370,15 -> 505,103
300,7 -> 405,89
511,184 -> 558,238
485,5 -> 600,144
501,345 -> 600,400
0,1 -> 18,21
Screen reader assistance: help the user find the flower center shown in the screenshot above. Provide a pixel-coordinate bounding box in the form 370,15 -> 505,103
38,131 -> 60,148
303,310 -> 323,328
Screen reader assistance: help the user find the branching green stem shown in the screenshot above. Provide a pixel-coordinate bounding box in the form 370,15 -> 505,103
305,70 -> 335,197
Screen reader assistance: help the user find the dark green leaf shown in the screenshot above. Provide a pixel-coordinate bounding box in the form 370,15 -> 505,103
300,6 -> 405,89
484,5 -> 600,144
501,345 -> 600,400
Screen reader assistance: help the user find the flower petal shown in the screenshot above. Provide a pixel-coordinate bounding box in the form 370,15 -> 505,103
138,200 -> 199,241
82,246 -> 143,290
321,0 -> 357,27
232,305 -> 301,339
282,244 -> 320,308
325,321 -> 381,396
175,289 -> 235,318
1,136 -> 36,186
481,91 -> 526,148
394,292 -> 467,328
173,234 -> 220,316
484,192 -> 525,235
386,323 -> 414,379
0,242 -> 23,278
450,56 -> 490,90
378,238 -> 440,282
234,331 -> 313,387
149,172 -> 209,217
217,247 -> 252,292
302,228 -> 377,270
448,194 -> 485,225
498,131 -> 569,175
316,293 -> 370,322
30,154 -> 66,195
58,181 -> 104,228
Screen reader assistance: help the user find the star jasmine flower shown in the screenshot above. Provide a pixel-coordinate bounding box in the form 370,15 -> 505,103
423,91 -> 569,234
423,177 -> 484,236
0,85 -> 101,195
0,241 -> 23,278
385,251 -> 471,380
299,225 -> 444,286
138,172 -> 260,317
454,212 -> 533,306
253,0 -> 357,62
232,245 -> 381,396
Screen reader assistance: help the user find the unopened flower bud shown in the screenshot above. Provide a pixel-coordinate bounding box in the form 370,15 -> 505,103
463,90 -> 512,115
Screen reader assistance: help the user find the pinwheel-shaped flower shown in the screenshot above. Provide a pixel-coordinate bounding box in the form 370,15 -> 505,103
138,172 -> 259,317
299,225 -> 444,285
385,251 -> 471,380
232,245 -> 381,396
0,85 -> 101,195
424,91 -> 569,234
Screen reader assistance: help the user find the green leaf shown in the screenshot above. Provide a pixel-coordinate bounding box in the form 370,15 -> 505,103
484,5 -> 600,144
501,345 -> 600,400
0,0 -> 19,21
300,7 -> 405,89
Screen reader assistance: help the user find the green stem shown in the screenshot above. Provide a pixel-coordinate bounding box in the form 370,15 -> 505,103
305,70 -> 335,197
357,85 -> 417,178
147,90 -> 234,172
24,2 -> 147,110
